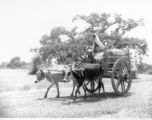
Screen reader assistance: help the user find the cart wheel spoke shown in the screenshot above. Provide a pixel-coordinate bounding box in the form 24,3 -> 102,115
95,80 -> 99,84
119,62 -> 123,73
85,81 -> 90,86
91,81 -> 94,90
123,67 -> 127,76
116,79 -> 121,89
124,80 -> 130,84
123,81 -> 125,91
121,81 -> 124,92
121,81 -> 125,92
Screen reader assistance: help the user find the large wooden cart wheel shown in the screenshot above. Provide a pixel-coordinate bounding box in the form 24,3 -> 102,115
84,78 -> 100,94
111,59 -> 132,96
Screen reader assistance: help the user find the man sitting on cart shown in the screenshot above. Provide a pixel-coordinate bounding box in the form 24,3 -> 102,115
82,29 -> 109,69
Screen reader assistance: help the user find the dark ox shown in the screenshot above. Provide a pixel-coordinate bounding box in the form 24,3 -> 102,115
63,51 -> 109,101
63,63 -> 106,101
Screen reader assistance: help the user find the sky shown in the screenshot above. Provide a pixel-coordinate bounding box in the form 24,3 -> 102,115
0,0 -> 152,64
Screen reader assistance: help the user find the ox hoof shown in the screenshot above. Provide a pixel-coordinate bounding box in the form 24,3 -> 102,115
44,95 -> 47,98
56,95 -> 59,98
70,94 -> 73,97
73,98 -> 76,102
84,96 -> 87,99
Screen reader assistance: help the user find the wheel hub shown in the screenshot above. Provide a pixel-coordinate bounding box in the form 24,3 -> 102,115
119,74 -> 125,81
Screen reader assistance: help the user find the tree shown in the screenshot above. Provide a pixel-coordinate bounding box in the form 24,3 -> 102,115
37,27 -> 69,63
7,57 -> 28,69
7,57 -> 22,68
31,13 -> 148,65
72,13 -> 147,55
0,62 -> 7,68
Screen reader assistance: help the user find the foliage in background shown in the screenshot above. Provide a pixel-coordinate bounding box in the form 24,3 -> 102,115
7,57 -> 27,69
137,63 -> 152,74
31,13 -> 148,71
0,62 -> 7,68
28,54 -> 43,75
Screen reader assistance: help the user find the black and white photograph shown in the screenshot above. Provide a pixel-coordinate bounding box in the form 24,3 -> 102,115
0,0 -> 152,118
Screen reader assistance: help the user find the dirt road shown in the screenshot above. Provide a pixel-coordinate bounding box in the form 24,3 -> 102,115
0,72 -> 152,118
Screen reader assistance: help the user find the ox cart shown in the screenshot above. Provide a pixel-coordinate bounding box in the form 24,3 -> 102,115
83,49 -> 132,96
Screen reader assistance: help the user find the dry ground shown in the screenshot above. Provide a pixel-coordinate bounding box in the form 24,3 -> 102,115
0,69 -> 152,118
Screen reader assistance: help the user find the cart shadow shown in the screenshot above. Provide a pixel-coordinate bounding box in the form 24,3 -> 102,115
43,92 -> 134,105
104,92 -> 133,99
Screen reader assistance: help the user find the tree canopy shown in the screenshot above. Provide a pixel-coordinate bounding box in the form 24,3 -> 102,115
31,13 -> 148,64
7,56 -> 27,68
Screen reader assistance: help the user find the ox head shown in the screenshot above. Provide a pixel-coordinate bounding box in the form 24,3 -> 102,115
35,69 -> 46,83
63,67 -> 73,82
63,62 -> 84,82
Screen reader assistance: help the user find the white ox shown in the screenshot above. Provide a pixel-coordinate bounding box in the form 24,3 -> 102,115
35,59 -> 79,98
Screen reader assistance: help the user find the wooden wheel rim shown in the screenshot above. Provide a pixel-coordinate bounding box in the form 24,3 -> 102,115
84,78 -> 100,94
111,59 -> 132,96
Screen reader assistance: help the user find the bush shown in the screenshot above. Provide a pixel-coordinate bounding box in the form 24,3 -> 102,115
148,71 -> 152,74
28,66 -> 38,75
28,54 -> 43,75
131,70 -> 139,79
137,63 -> 152,74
